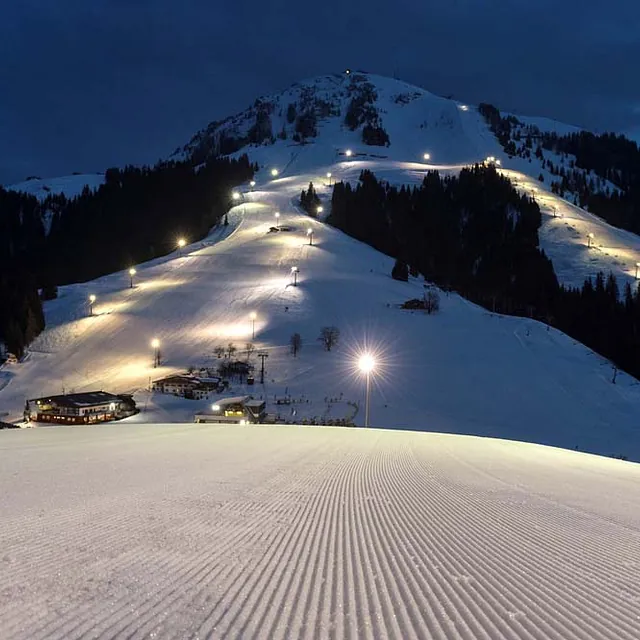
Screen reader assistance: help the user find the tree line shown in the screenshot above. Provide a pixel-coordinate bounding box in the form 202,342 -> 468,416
479,102 -> 640,235
0,155 -> 254,357
327,166 -> 640,380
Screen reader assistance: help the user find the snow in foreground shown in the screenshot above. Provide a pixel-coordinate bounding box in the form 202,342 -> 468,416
1,424 -> 639,640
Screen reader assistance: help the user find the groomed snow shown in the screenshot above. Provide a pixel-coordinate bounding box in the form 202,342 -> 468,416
1,423 -> 639,639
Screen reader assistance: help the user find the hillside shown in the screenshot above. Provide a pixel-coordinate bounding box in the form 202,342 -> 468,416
1,166 -> 639,460
175,71 -> 640,292
2,72 -> 640,461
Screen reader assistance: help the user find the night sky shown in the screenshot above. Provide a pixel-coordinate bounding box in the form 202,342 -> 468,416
2,0 -> 639,184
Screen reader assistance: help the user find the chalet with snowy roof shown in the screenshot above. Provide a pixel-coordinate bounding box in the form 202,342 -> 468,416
24,391 -> 137,425
152,374 -> 223,399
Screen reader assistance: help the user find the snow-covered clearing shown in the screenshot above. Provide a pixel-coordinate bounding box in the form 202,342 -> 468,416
1,423 -> 639,639
5,173 -> 104,201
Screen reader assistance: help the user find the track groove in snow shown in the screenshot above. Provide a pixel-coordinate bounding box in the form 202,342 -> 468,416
1,425 -> 639,639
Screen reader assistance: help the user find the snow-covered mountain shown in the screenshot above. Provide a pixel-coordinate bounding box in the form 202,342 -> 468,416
2,72 -> 640,462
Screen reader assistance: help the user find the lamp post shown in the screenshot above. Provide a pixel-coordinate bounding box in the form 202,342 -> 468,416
250,311 -> 257,339
636,262 -> 640,279
177,237 -> 186,256
232,191 -> 241,202
326,172 -> 332,186
250,180 -> 256,190
307,228 -> 314,246
423,152 -> 430,161
88,294 -> 96,316
345,149 -> 353,158
291,266 -> 299,286
151,338 -> 160,368
274,212 -> 280,229
128,267 -> 136,288
271,168 -> 279,178
588,232 -> 594,248
358,354 -> 375,427
316,206 -> 323,217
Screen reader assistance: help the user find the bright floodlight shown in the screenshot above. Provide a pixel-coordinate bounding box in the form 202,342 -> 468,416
271,168 -> 279,177
423,153 -> 430,161
89,294 -> 96,303
291,266 -> 299,273
326,172 -> 332,178
250,311 -> 257,320
151,338 -> 160,349
232,191 -> 241,200
317,206 -> 323,214
129,267 -> 136,276
345,149 -> 353,157
250,180 -> 256,187
358,354 -> 375,373
178,238 -> 186,248
307,227 -> 313,235
212,404 -> 220,412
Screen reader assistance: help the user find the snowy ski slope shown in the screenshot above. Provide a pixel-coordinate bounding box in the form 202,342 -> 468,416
1,73 -> 640,461
1,423 -> 639,639
1,160 -> 639,460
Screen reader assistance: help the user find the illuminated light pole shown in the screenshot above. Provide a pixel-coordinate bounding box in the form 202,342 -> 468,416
177,237 -> 186,256
588,232 -> 594,248
271,168 -> 279,178
635,262 -> 640,279
250,180 -> 256,190
423,152 -> 431,161
274,212 -> 280,229
326,172 -> 332,186
151,338 -> 160,368
358,354 -> 375,427
232,191 -> 241,202
88,294 -> 96,316
316,205 -> 323,216
291,266 -> 299,286
307,228 -> 314,246
495,159 -> 502,166
128,267 -> 136,289
250,311 -> 257,339
345,149 -> 353,158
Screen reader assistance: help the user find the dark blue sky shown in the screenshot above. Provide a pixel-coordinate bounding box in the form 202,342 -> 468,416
2,0 -> 639,184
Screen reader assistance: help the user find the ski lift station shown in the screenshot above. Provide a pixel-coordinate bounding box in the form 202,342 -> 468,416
194,396 -> 266,424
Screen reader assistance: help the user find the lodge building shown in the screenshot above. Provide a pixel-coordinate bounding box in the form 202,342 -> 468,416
24,391 -> 137,425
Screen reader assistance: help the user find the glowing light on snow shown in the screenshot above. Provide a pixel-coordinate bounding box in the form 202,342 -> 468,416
423,153 -> 431,161
345,149 -> 353,157
249,180 -> 256,188
89,294 -> 96,303
232,191 -> 241,200
271,168 -> 279,177
459,104 -> 469,111
151,338 -> 160,349
212,404 -> 220,412
317,206 -> 323,214
129,268 -> 136,276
